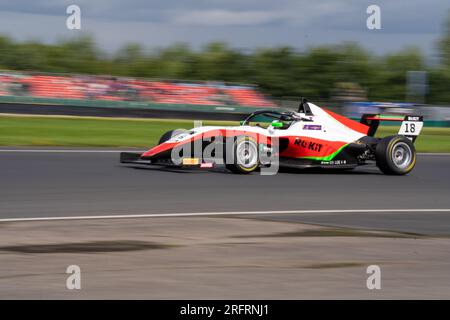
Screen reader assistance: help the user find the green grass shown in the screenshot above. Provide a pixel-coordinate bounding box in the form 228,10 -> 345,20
0,115 -> 449,152
376,126 -> 450,153
0,115 -> 237,148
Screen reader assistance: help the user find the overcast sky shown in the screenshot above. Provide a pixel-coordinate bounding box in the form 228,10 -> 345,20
0,0 -> 448,56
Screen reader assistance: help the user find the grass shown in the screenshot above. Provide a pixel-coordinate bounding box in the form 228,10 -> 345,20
0,115 -> 237,148
0,114 -> 449,152
377,126 -> 450,153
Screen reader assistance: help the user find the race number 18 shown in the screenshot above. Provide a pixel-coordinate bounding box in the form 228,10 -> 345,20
404,122 -> 415,133
398,121 -> 423,136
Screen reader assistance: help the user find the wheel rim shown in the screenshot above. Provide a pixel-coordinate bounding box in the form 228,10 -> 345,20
391,142 -> 412,169
236,140 -> 258,168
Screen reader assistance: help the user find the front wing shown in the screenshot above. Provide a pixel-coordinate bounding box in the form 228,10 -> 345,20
120,152 -> 215,168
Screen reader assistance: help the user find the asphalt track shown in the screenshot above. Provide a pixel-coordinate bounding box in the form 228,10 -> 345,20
1,149 -> 450,235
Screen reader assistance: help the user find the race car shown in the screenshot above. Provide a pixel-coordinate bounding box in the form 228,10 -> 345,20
120,98 -> 423,175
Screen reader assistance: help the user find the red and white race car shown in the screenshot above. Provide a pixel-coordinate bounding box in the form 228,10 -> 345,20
121,99 -> 423,175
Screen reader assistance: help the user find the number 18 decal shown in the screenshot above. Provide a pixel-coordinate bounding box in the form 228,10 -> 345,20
398,121 -> 423,136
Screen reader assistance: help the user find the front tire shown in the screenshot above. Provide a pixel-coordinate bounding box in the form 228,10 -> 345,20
225,136 -> 259,174
375,135 -> 416,175
158,129 -> 187,144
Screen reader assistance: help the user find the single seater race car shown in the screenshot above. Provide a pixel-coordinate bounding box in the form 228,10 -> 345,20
121,98 -> 423,175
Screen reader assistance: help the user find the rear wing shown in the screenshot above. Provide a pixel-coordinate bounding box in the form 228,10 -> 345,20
360,114 -> 424,142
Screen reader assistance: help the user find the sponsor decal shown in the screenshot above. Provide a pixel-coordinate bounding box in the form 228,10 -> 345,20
303,124 -> 322,130
182,158 -> 199,165
200,162 -> 214,168
405,116 -> 422,121
169,133 -> 190,142
294,138 -> 323,152
321,160 -> 347,165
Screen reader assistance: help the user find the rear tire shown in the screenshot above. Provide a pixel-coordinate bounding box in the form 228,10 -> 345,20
225,136 -> 259,174
158,129 -> 188,144
375,135 -> 416,175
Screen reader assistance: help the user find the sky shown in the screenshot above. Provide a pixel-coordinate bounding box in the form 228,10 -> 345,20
0,0 -> 448,56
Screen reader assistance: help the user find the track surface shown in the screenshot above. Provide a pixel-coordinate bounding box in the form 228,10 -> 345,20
1,150 -> 450,235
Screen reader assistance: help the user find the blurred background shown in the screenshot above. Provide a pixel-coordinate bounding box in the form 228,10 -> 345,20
0,1 -> 449,140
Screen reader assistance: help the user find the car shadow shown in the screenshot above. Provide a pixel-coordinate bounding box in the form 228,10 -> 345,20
119,164 -> 382,175
277,167 -> 383,175
119,164 -> 210,174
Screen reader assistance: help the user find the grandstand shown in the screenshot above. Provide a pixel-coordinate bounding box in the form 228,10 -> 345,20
0,72 -> 276,108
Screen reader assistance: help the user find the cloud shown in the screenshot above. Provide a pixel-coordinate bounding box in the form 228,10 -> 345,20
172,9 -> 286,26
0,0 -> 448,55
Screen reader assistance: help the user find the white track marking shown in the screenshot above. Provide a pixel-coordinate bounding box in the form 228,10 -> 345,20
0,113 -> 236,124
1,209 -> 449,223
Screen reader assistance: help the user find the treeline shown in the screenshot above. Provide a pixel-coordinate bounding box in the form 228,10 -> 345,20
0,18 -> 450,103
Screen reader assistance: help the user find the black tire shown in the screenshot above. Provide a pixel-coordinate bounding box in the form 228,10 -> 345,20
375,135 -> 416,175
225,136 -> 259,174
158,129 -> 187,144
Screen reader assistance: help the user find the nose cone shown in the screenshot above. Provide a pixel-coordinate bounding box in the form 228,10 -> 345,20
141,142 -> 175,158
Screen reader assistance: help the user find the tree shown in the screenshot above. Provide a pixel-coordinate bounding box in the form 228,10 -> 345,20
438,11 -> 450,69
0,31 -> 448,103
